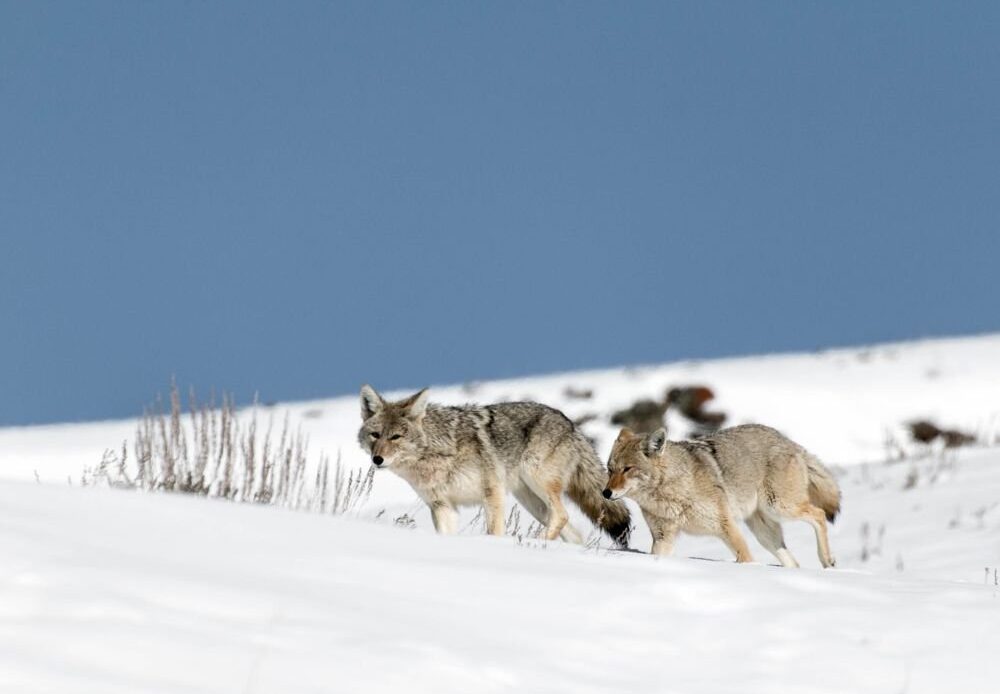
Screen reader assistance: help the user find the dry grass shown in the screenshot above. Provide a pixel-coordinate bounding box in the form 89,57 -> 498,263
84,380 -> 373,516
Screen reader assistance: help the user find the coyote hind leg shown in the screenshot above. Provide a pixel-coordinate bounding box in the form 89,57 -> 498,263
746,510 -> 799,568
513,484 -> 582,543
518,474 -> 573,542
795,503 -> 836,568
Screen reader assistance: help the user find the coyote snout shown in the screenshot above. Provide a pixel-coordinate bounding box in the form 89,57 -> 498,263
604,464 -> 643,500
603,469 -> 632,499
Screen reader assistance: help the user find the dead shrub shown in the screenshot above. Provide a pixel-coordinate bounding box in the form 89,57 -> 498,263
84,380 -> 373,516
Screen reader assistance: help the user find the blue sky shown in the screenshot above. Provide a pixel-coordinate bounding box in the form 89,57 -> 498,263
2,2 -> 998,425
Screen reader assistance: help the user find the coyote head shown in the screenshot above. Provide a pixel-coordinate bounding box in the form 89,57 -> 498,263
603,427 -> 666,500
357,385 -> 430,469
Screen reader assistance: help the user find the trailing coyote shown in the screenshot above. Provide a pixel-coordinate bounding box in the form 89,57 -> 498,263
358,385 -> 631,546
604,424 -> 840,567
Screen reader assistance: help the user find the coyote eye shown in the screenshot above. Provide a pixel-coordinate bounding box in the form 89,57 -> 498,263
389,434 -> 402,440
370,432 -> 381,439
623,466 -> 634,473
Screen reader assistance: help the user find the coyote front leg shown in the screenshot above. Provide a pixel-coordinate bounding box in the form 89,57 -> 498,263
482,473 -> 506,536
718,511 -> 754,563
430,501 -> 459,535
643,510 -> 679,557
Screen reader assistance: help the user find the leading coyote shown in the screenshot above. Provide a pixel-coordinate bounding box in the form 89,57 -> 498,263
358,385 -> 631,547
604,424 -> 840,567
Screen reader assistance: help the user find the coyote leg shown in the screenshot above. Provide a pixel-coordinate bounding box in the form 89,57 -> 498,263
513,485 -> 582,543
482,476 -> 506,536
746,511 -> 799,568
643,510 -> 678,557
718,513 -> 754,563
797,503 -> 836,568
430,501 -> 458,535
540,479 -> 570,541
513,485 -> 549,524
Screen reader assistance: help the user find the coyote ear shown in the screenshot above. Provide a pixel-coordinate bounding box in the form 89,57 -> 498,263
616,427 -> 635,442
360,384 -> 384,420
646,428 -> 667,456
400,388 -> 430,419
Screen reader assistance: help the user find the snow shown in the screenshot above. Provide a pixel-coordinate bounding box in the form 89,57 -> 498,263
1,333 -> 999,692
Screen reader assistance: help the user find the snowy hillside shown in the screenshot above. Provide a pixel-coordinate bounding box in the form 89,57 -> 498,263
1,334 -> 999,692
1,454 -> 998,694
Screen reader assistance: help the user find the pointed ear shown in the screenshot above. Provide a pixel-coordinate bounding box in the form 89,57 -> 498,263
360,384 -> 384,420
399,388 -> 430,420
615,427 -> 635,443
646,428 -> 667,456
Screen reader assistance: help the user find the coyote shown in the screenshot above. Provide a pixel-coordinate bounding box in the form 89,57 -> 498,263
604,424 -> 840,567
358,385 -> 631,546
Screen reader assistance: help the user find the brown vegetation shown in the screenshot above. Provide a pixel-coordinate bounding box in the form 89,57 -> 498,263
84,380 -> 373,515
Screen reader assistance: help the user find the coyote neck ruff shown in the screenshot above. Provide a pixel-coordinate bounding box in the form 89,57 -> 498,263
630,442 -> 725,519
357,385 -> 632,547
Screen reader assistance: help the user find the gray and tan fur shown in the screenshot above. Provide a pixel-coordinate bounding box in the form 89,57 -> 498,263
605,424 -> 840,567
358,385 -> 631,547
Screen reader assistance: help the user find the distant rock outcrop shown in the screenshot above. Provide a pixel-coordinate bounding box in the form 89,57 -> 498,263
610,385 -> 727,435
666,386 -> 726,432
563,386 -> 594,400
907,420 -> 976,448
610,398 -> 669,434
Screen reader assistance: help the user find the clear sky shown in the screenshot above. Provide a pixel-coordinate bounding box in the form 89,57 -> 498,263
2,2 -> 998,425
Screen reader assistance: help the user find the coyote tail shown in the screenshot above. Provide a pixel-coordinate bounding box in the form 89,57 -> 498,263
566,438 -> 632,548
804,453 -> 841,523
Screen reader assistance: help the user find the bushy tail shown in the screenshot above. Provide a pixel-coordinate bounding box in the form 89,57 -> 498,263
566,438 -> 632,548
804,453 -> 841,523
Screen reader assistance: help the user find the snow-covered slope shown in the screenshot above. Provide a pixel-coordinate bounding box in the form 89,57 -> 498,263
1,334 -> 999,692
1,455 -> 998,694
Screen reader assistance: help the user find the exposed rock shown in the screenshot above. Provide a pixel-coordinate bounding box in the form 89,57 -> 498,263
666,386 -> 726,432
610,399 -> 669,434
907,420 -> 976,448
563,386 -> 594,400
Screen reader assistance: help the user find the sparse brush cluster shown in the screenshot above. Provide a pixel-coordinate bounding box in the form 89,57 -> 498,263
83,381 -> 373,516
463,504 -> 546,544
